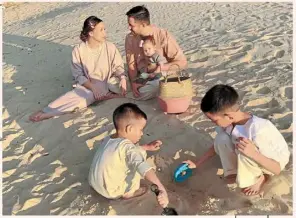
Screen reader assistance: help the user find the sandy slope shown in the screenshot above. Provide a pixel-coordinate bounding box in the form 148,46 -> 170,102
2,2 -> 293,215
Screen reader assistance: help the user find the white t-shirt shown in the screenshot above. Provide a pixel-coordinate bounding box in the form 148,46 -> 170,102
225,115 -> 290,170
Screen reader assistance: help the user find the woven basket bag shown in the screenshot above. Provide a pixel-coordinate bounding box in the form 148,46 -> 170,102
159,64 -> 193,98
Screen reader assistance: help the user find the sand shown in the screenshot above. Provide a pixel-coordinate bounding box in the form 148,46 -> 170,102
2,2 -> 293,216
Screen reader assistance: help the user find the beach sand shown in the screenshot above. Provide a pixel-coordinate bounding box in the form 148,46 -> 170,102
2,2 -> 293,215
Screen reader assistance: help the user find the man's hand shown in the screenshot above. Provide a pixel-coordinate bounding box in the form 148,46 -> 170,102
182,160 -> 197,169
119,77 -> 127,96
236,137 -> 258,159
131,82 -> 143,98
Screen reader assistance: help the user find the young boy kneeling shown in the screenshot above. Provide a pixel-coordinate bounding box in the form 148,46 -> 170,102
184,85 -> 290,196
89,103 -> 168,207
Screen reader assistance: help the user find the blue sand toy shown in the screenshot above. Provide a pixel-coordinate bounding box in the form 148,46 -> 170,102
174,163 -> 192,182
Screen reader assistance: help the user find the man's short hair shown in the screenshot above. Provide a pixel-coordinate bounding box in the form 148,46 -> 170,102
113,103 -> 147,130
200,84 -> 239,114
126,5 -> 150,25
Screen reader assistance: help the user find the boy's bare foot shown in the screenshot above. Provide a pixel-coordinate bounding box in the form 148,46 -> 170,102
29,111 -> 54,122
242,174 -> 268,196
122,186 -> 148,199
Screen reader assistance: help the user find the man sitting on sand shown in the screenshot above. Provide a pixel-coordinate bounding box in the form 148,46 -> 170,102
125,5 -> 187,100
184,85 -> 290,196
89,103 -> 168,207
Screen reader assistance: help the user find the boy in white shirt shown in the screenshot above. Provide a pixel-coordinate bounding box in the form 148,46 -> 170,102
184,85 -> 290,196
89,103 -> 168,207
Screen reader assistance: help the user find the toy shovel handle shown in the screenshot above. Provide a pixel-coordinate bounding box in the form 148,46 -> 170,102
151,184 -> 160,196
151,184 -> 178,215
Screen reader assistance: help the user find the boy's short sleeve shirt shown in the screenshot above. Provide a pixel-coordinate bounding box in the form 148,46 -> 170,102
229,115 -> 290,170
125,143 -> 153,177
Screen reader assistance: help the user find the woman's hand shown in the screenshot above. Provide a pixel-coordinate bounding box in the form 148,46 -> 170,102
119,77 -> 127,96
90,83 -> 105,100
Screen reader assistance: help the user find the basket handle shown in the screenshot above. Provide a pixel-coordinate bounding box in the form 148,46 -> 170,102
163,63 -> 182,84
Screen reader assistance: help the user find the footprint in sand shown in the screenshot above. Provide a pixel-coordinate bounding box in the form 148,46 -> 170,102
285,101 -> 292,111
271,41 -> 283,47
228,52 -> 247,61
246,97 -> 279,108
189,53 -> 209,62
284,64 -> 292,70
240,44 -> 253,52
284,87 -> 292,100
213,15 -> 222,21
205,27 -> 215,32
280,86 -> 292,99
256,86 -> 271,95
253,58 -> 274,65
271,112 -> 292,130
251,14 -> 261,20
244,35 -> 261,43
274,50 -> 285,58
279,15 -> 289,21
198,56 -> 209,62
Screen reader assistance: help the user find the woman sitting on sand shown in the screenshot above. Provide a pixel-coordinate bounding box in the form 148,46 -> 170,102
30,16 -> 128,122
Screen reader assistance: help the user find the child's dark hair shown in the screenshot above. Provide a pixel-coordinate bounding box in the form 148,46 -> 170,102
126,5 -> 150,25
201,84 -> 239,114
142,35 -> 156,46
113,103 -> 147,130
80,16 -> 102,42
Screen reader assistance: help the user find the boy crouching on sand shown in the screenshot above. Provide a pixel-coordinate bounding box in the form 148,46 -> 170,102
184,84 -> 290,196
89,103 -> 168,207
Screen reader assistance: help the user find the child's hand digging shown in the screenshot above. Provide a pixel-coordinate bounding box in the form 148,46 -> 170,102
143,140 -> 162,151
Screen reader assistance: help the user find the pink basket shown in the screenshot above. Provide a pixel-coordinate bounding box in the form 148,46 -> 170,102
158,96 -> 191,114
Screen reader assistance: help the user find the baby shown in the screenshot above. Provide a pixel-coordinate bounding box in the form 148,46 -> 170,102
136,36 -> 168,83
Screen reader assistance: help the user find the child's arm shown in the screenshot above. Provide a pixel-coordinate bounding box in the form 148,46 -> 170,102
183,145 -> 216,169
250,152 -> 281,175
144,169 -> 169,208
126,144 -> 168,207
236,137 -> 281,175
